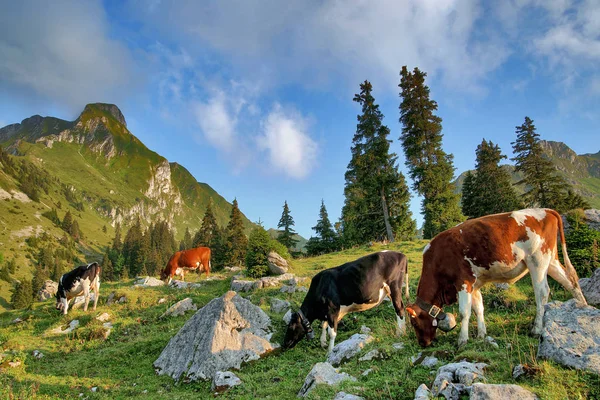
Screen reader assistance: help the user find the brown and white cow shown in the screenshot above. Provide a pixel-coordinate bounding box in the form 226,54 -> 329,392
407,208 -> 587,347
160,247 -> 211,284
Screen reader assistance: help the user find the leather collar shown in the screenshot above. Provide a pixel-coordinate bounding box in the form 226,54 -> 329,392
416,297 -> 447,320
298,309 -> 314,338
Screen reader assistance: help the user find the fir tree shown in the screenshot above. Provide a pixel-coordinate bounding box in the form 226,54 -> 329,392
11,279 -> 33,309
123,218 -> 144,277
112,222 -> 122,252
70,219 -> 81,242
277,201 -> 299,251
342,80 -> 415,245
102,250 -> 114,281
398,66 -> 464,238
51,260 -> 64,282
461,171 -> 477,218
180,227 -> 193,251
463,140 -> 522,218
511,117 -> 576,211
0,265 -> 11,283
61,211 -> 73,233
224,199 -> 248,266
306,200 -> 339,256
194,200 -> 219,248
32,263 -> 49,300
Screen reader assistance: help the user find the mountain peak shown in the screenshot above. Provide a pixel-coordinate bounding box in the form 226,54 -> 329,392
81,103 -> 127,127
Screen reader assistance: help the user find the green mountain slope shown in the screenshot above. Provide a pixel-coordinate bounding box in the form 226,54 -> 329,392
0,103 -> 254,309
454,140 -> 600,208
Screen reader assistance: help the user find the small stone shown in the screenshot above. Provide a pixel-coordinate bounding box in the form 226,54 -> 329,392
411,352 -> 422,364
8,361 -> 21,368
118,296 -> 127,303
392,343 -> 404,351
133,276 -> 165,287
513,364 -> 525,379
106,292 -> 116,305
421,356 -> 439,368
298,287 -> 308,293
142,390 -> 148,394
333,392 -> 365,400
11,317 -> 24,325
494,283 -> 510,290
485,336 -> 499,349
414,384 -> 432,400
158,298 -> 167,304
160,298 -> 197,318
32,350 -> 44,359
360,325 -> 371,334
96,313 -> 110,322
327,334 -> 374,366
358,349 -> 381,362
297,362 -> 357,397
270,298 -> 291,314
283,309 -> 293,324
470,383 -> 538,399
91,387 -> 98,392
280,285 -> 295,294
361,368 -> 373,377
212,371 -> 242,391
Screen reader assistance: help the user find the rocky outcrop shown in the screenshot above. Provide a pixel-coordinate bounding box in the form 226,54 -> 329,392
537,299 -> 600,374
230,273 -> 296,292
334,392 -> 364,400
154,291 -> 276,382
270,298 -> 290,314
414,384 -> 433,400
579,268 -> 600,306
267,251 -> 288,275
297,362 -> 356,397
133,276 -> 165,287
470,383 -> 538,399
49,320 -> 80,335
327,333 -> 374,366
37,280 -> 58,301
431,361 -> 487,400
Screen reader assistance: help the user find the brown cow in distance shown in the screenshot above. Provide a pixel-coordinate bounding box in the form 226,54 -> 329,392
407,208 -> 587,348
160,247 -> 211,284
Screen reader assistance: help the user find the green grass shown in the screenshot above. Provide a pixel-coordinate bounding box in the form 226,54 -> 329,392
1,242 -> 599,399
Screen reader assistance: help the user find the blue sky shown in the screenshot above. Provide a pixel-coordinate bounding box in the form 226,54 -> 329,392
1,0 -> 599,238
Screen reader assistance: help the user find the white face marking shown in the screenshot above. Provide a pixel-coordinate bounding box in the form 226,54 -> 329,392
423,243 -> 431,254
510,209 -> 547,226
175,268 -> 183,276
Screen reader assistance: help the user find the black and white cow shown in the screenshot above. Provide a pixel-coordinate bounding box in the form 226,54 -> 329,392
55,262 -> 101,315
283,251 -> 409,353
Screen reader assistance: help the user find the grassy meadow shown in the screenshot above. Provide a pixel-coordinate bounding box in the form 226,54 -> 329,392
1,241 -> 599,399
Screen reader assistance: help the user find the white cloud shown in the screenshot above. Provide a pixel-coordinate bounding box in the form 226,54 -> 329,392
0,0 -> 137,113
193,91 -> 237,152
257,104 -> 318,179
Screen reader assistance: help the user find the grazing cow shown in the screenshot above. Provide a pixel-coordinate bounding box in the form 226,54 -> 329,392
283,251 -> 409,353
160,247 -> 211,284
407,208 -> 588,348
55,262 -> 101,315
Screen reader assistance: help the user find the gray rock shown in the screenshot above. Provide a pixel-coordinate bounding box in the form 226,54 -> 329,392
230,279 -> 257,292
102,322 -> 113,339
421,356 -> 439,368
579,268 -> 600,306
327,333 -> 374,366
49,319 -> 80,335
106,292 -> 116,305
360,325 -> 371,334
11,317 -> 23,325
512,364 -> 525,379
211,371 -> 242,391
224,266 -> 243,272
37,280 -> 58,301
470,383 -> 538,399
361,368 -> 373,376
392,343 -> 404,351
333,392 -> 364,400
71,293 -> 96,310
485,336 -> 499,349
118,296 -> 127,303
537,299 -> 600,374
96,313 -> 110,322
280,285 -> 296,294
158,298 -> 167,304
297,362 -> 356,397
32,350 -> 44,359
432,361 -> 487,399
414,384 -> 433,400
358,349 -> 381,362
170,280 -> 202,289
230,273 -> 296,292
267,251 -> 288,275
493,283 -> 510,291
270,298 -> 290,314
154,291 -> 276,382
91,387 -> 98,393
133,276 -> 165,287
297,286 -> 308,293
283,309 -> 293,324
161,298 -> 197,318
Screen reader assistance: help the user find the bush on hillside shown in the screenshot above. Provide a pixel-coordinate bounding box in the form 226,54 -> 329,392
565,210 -> 600,278
0,265 -> 11,283
269,239 -> 291,260
246,226 -> 291,278
11,280 -> 33,309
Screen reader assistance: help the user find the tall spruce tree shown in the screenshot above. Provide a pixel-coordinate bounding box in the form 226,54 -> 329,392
461,171 -> 477,218
101,250 -> 114,281
123,218 -> 144,277
342,80 -> 415,245
306,200 -> 339,256
61,211 -> 73,233
277,201 -> 299,251
194,200 -> 219,248
11,279 -> 33,309
463,140 -> 522,218
112,222 -> 122,252
180,227 -> 193,251
224,199 -> 248,266
511,117 -> 582,211
398,66 -> 464,238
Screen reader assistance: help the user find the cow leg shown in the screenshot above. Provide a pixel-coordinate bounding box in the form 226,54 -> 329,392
82,279 -> 91,312
527,253 -> 551,337
62,297 -> 69,315
93,279 -> 100,311
547,258 -> 586,303
327,322 -> 338,355
471,288 -> 486,339
320,321 -> 328,349
458,284 -> 472,346
403,271 -> 410,301
389,281 -> 406,336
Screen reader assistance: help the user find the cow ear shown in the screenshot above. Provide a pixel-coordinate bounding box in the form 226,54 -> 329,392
406,307 -> 417,319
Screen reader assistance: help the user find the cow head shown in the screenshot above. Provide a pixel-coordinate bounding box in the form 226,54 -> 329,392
282,311 -> 314,350
160,269 -> 172,285
55,290 -> 68,314
406,304 -> 457,347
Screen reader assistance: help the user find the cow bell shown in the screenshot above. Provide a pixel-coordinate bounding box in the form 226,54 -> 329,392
437,313 -> 457,332
306,330 -> 315,340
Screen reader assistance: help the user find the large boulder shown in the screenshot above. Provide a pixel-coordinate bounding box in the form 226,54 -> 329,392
38,280 -> 58,301
297,362 -> 356,397
327,333 -> 374,366
267,251 -> 288,275
470,383 -> 538,399
537,299 -> 600,374
154,291 -> 276,382
431,361 -> 487,400
270,298 -> 290,314
579,268 -> 600,306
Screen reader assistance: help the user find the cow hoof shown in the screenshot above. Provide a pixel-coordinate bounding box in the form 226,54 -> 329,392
529,329 -> 541,338
457,338 -> 468,347
396,328 -> 406,337
320,341 -> 327,349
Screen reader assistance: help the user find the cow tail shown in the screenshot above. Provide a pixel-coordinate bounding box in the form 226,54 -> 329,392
549,209 -> 587,304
